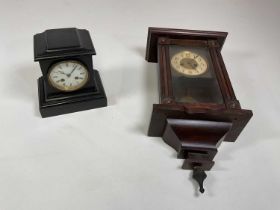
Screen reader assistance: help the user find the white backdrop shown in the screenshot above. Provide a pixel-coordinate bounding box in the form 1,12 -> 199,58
0,0 -> 279,209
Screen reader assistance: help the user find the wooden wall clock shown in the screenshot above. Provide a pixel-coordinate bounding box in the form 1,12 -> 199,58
145,27 -> 253,193
34,28 -> 107,117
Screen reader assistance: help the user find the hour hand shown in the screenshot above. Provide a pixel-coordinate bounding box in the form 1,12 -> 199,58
58,70 -> 66,75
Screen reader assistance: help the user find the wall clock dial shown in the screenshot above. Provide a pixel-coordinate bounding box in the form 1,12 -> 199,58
48,60 -> 89,92
171,51 -> 208,76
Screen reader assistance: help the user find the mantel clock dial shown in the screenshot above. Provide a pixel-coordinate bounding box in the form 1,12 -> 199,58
48,60 -> 89,92
146,27 -> 253,193
171,51 -> 208,76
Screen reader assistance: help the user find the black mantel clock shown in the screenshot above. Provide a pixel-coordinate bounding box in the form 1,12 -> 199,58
34,28 -> 107,117
145,27 -> 253,193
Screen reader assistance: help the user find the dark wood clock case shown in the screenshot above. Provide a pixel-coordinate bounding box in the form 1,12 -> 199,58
146,27 -> 253,192
34,28 -> 107,117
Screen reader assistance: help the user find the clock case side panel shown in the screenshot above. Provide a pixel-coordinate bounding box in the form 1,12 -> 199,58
157,38 -> 174,104
208,45 -> 241,109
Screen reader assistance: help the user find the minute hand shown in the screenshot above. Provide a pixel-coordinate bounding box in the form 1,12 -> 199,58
69,65 -> 78,76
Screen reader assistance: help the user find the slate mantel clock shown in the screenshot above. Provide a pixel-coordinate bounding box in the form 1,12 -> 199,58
145,27 -> 253,193
34,28 -> 107,117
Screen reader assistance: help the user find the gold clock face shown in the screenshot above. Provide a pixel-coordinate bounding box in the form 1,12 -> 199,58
48,60 -> 89,92
171,51 -> 208,76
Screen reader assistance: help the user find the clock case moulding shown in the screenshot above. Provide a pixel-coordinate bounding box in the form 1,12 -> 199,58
34,28 -> 107,117
146,27 -> 253,193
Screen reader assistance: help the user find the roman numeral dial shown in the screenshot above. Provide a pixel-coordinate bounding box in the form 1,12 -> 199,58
171,51 -> 208,76
48,60 -> 89,92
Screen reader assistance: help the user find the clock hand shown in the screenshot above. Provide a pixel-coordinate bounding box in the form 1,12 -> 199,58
189,62 -> 198,69
69,65 -> 78,76
58,70 -> 66,75
186,62 -> 196,69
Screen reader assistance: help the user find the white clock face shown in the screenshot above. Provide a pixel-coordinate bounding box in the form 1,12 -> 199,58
48,60 -> 89,92
171,51 -> 208,76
